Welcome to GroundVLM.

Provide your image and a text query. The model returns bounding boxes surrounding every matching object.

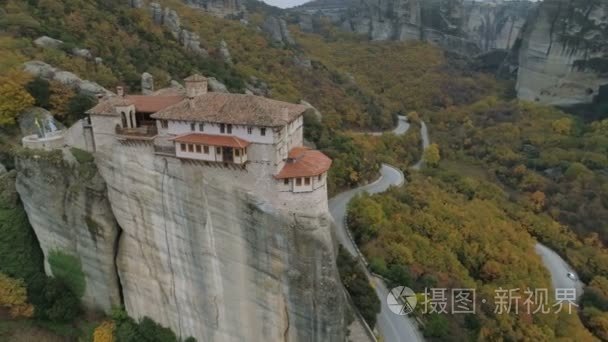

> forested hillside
[0,0,607,340]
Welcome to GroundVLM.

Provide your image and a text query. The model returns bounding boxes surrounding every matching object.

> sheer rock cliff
[13,142,344,341]
[516,0,608,106]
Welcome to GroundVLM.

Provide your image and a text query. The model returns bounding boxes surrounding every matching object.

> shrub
[0,272,34,318]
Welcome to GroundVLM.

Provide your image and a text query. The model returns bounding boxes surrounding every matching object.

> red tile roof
[275,147,332,179]
[172,133,251,148]
[87,95,184,115]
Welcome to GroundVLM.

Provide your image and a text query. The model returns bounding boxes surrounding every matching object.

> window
[304,177,311,186]
[247,127,252,134]
[190,123,195,131]
[235,149,240,157]
[283,179,289,185]
[318,174,322,181]
[216,147,221,154]
[180,143,186,151]
[203,145,209,154]
[220,124,225,133]
[227,124,232,134]
[188,144,194,152]
[296,178,302,186]
[199,123,204,131]
[195,145,201,153]
[260,127,266,136]
[160,120,168,129]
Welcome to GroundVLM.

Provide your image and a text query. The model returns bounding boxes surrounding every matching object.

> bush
[28,276,80,322]
[112,308,195,342]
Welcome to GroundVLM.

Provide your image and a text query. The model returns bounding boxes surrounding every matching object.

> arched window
[129,110,135,128]
[121,112,127,127]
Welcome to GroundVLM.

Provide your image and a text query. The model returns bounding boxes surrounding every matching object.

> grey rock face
[207,77,229,93]
[219,40,233,64]
[262,16,295,46]
[141,72,155,95]
[128,0,145,8]
[23,61,112,96]
[180,30,209,56]
[150,2,163,24]
[34,36,64,49]
[163,8,182,39]
[91,144,344,341]
[516,0,608,106]
[15,149,121,313]
[293,0,533,55]
[0,163,6,175]
[183,0,245,17]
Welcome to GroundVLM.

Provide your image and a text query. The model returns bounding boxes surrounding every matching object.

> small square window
[318,174,322,181]
[227,124,232,134]
[247,127,252,134]
[304,177,311,185]
[188,144,194,152]
[283,179,289,185]
[296,178,302,186]
[260,127,266,136]
[160,120,168,128]
[195,145,201,153]
[199,123,204,131]
[180,143,186,151]
[203,145,209,154]
[216,147,221,154]
[220,124,225,133]
[190,123,195,131]
[235,149,240,157]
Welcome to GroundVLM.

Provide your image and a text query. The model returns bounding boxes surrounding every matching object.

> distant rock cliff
[516,0,608,106]
[294,0,533,55]
[14,142,344,341]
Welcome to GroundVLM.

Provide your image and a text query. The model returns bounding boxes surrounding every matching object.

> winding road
[329,115,424,342]
[329,115,584,342]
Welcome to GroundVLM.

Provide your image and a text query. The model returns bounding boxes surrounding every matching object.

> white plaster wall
[168,121,275,144]
[22,134,65,151]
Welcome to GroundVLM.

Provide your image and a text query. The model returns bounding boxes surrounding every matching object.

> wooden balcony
[115,125,158,141]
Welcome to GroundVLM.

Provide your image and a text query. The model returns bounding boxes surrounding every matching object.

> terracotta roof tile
[275,147,332,179]
[87,95,184,115]
[173,133,251,148]
[151,93,308,127]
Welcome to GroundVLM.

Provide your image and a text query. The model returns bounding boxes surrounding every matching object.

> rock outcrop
[141,72,155,95]
[262,16,295,46]
[183,0,245,18]
[23,61,112,96]
[14,148,121,313]
[516,0,608,106]
[293,0,533,55]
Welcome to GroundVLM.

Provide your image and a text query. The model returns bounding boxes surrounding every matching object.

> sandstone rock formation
[14,133,345,341]
[23,61,112,96]
[516,0,608,106]
[14,148,121,313]
[92,143,343,341]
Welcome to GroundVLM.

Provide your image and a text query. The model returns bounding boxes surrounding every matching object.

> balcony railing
[115,125,158,140]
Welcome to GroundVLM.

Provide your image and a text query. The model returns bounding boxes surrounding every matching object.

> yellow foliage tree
[0,272,34,318]
[0,71,34,126]
[552,118,573,135]
[93,320,116,342]
[530,191,546,212]
[424,143,441,167]
[49,81,76,119]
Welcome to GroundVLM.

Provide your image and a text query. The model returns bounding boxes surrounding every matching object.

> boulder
[72,48,93,59]
[293,54,312,69]
[23,61,112,96]
[128,0,145,8]
[34,36,64,49]
[141,72,155,95]
[149,2,163,25]
[163,7,182,39]
[208,77,229,93]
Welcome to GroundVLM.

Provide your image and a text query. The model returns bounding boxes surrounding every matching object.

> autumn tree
[0,272,34,318]
[0,71,34,126]
[424,143,441,167]
[93,321,116,342]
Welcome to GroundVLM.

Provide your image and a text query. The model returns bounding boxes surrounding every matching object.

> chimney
[184,74,208,99]
[116,86,124,97]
